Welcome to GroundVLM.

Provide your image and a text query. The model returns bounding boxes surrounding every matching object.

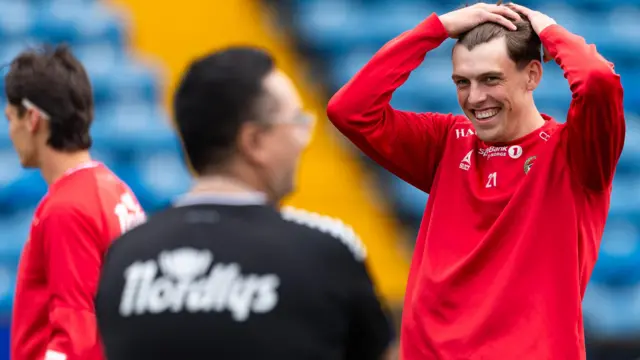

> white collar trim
[173,192,267,207]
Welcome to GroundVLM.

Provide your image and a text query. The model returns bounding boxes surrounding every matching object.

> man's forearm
[327,13,448,124]
[540,25,618,99]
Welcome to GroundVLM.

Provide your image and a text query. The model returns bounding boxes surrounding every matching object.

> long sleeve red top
[327,14,625,360]
[11,162,145,360]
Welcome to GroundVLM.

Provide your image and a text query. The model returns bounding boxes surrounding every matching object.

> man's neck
[511,105,546,141]
[40,150,93,185]
[189,175,264,197]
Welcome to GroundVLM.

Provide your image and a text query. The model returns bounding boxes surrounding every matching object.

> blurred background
[0,0,637,358]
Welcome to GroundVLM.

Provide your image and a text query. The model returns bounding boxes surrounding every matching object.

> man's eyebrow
[479,71,505,78]
[451,71,505,80]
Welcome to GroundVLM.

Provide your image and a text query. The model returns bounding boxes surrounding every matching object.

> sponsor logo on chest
[478,145,523,159]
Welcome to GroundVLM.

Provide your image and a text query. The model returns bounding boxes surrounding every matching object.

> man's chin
[475,128,505,143]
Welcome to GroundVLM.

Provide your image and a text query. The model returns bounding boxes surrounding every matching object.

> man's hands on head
[505,3,556,35]
[506,3,557,62]
[438,2,558,62]
[438,3,520,38]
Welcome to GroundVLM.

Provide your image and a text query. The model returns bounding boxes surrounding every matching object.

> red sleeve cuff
[413,13,449,42]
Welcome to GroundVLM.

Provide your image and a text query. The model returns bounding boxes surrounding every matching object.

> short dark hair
[4,44,94,151]
[173,46,275,174]
[456,12,541,69]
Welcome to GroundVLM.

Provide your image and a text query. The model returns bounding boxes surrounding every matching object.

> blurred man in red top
[328,2,624,360]
[5,45,146,360]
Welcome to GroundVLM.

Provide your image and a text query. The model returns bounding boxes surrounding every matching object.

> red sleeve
[540,25,625,191]
[326,13,458,193]
[41,205,103,360]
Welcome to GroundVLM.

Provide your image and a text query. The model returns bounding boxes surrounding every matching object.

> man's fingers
[482,4,521,21]
[505,3,531,16]
[495,5,522,22]
[483,4,520,21]
[486,12,518,30]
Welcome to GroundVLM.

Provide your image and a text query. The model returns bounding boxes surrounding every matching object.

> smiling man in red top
[327,2,625,359]
[5,46,146,360]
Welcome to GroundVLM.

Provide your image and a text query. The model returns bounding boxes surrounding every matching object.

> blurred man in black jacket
[96,46,395,360]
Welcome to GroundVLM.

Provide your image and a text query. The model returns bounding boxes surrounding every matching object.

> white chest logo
[459,150,473,171]
[119,248,280,322]
[455,128,475,139]
[478,145,523,159]
[508,145,523,159]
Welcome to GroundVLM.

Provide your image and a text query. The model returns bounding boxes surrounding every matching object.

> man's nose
[467,84,488,106]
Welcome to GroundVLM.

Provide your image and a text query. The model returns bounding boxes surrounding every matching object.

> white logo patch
[478,146,509,159]
[119,248,280,322]
[459,150,473,171]
[508,145,523,159]
[539,131,550,142]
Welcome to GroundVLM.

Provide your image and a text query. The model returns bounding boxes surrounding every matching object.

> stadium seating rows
[289,0,640,338]
[0,0,193,313]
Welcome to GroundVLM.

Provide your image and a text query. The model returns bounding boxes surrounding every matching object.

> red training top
[327,13,625,360]
[11,162,146,360]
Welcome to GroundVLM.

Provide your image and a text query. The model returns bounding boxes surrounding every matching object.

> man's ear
[525,60,543,91]
[25,108,44,134]
[237,121,271,166]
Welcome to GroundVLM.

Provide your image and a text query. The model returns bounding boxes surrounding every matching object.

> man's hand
[438,3,521,38]
[506,3,556,62]
[505,3,556,34]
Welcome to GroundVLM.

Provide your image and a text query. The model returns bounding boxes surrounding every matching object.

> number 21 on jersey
[486,172,497,188]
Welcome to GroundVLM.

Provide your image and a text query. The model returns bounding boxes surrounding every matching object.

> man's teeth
[475,109,499,119]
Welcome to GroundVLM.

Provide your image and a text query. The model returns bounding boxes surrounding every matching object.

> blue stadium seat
[32,2,126,47]
[621,72,640,111]
[0,171,47,212]
[75,43,128,76]
[617,116,640,171]
[389,176,428,222]
[0,209,34,256]
[0,120,9,149]
[583,283,640,339]
[0,0,97,3]
[0,2,125,46]
[115,152,192,214]
[91,103,178,151]
[0,256,18,315]
[0,41,32,67]
[591,216,640,286]
[89,61,160,106]
[0,4,34,41]
[0,149,24,190]
[90,146,121,170]
[133,151,192,201]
